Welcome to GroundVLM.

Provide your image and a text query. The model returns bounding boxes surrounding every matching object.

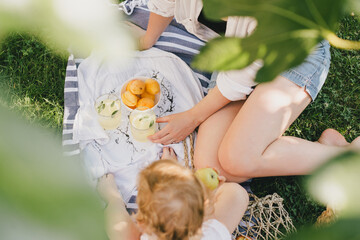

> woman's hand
[148,87,231,145]
[148,110,200,145]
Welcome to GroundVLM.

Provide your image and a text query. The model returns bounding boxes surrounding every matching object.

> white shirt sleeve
[140,234,148,240]
[147,0,176,17]
[140,219,231,240]
[216,16,262,101]
[216,60,263,101]
[226,16,257,38]
[201,219,232,240]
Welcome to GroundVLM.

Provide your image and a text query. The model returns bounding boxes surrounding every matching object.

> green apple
[195,168,219,190]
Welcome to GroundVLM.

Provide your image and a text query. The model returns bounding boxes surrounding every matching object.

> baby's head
[136,159,204,240]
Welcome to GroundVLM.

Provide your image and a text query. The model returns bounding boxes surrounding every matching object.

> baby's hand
[161,147,177,161]
[218,175,226,185]
[96,174,122,204]
[195,168,226,191]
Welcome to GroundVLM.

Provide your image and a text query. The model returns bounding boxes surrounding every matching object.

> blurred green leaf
[0,0,135,61]
[0,106,106,240]
[193,0,360,83]
[307,151,360,218]
[284,217,360,240]
[348,0,360,14]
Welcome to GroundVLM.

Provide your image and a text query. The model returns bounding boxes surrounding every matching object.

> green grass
[0,14,359,229]
[0,33,67,135]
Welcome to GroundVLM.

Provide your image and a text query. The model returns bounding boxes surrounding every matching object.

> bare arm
[188,86,231,123]
[97,174,141,240]
[149,86,231,144]
[139,12,173,50]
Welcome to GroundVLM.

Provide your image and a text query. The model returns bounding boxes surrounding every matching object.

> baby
[97,147,249,240]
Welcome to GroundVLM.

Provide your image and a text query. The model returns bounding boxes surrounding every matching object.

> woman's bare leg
[194,101,249,182]
[218,76,349,178]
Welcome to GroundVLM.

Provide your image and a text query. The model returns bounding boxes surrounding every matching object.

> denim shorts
[208,40,331,101]
[280,40,331,101]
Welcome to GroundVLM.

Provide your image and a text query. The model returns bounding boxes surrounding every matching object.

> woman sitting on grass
[140,0,360,182]
[97,147,249,240]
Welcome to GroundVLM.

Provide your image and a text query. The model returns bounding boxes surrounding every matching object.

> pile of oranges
[121,78,160,109]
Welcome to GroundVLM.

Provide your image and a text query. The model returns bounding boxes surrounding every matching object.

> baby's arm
[139,12,173,50]
[210,182,249,233]
[97,174,141,240]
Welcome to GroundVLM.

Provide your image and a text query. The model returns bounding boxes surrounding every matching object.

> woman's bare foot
[318,129,360,152]
[318,129,349,147]
[161,147,177,161]
[96,173,122,204]
[350,136,360,149]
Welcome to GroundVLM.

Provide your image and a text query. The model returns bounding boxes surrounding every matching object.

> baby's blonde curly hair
[136,159,205,240]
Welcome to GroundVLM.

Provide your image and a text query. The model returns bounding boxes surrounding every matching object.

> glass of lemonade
[95,94,121,130]
[129,107,157,142]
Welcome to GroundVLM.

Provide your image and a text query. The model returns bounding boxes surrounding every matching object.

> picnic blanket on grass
[62,2,215,212]
[62,1,255,238]
[74,48,204,206]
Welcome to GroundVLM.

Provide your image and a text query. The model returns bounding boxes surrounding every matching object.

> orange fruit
[145,78,160,95]
[121,91,139,108]
[128,79,145,95]
[140,91,155,101]
[126,80,134,92]
[136,97,155,109]
[236,236,252,240]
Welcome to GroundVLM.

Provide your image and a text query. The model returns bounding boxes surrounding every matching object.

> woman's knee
[193,146,220,170]
[218,140,260,177]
